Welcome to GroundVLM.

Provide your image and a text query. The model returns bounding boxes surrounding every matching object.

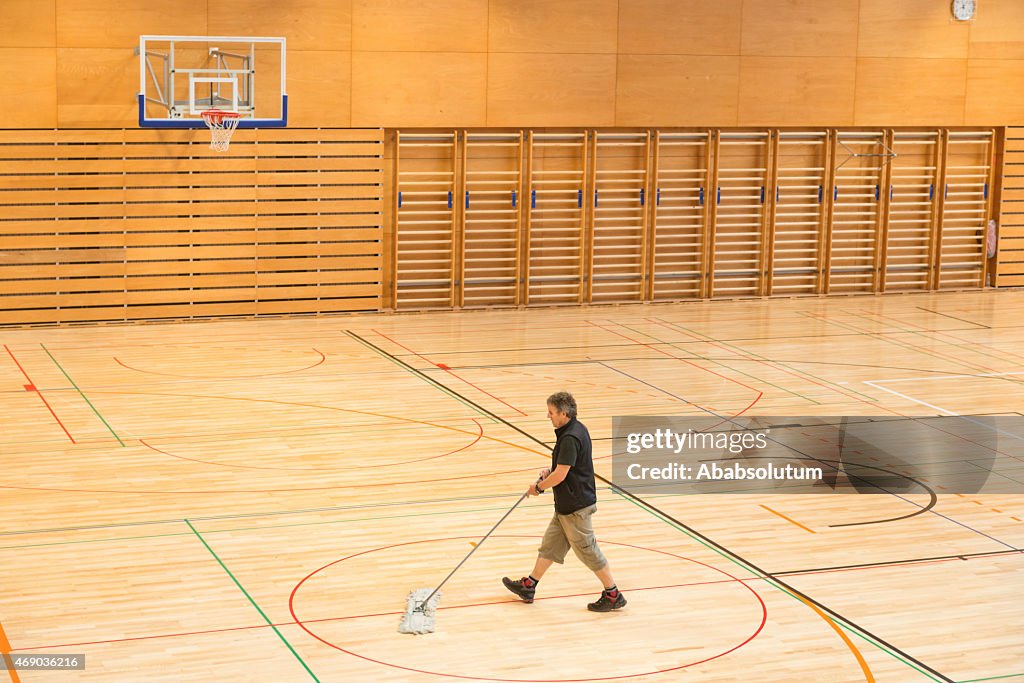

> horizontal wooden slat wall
[997,127,1024,287]
[0,128,384,324]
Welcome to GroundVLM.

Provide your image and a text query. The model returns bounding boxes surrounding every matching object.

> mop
[399,489,532,634]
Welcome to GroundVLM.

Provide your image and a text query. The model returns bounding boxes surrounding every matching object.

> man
[502,391,626,612]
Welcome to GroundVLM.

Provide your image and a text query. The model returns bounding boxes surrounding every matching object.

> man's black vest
[550,417,597,515]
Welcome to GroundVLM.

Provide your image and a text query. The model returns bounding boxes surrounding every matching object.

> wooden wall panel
[351,52,486,127]
[287,50,352,127]
[858,0,970,59]
[969,2,1024,59]
[56,48,138,128]
[966,60,1024,126]
[616,56,739,127]
[617,0,742,55]
[352,0,486,52]
[738,57,856,127]
[489,0,618,54]
[208,0,352,51]
[55,0,207,48]
[0,49,57,128]
[0,1,56,47]
[1,1,1022,130]
[488,54,616,127]
[855,59,967,126]
[741,0,859,57]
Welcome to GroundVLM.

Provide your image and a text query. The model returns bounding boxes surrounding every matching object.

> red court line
[804,311,999,374]
[113,348,326,379]
[18,546,1013,655]
[862,310,1024,365]
[138,417,483,472]
[3,345,75,444]
[11,578,752,652]
[288,535,769,682]
[587,321,764,395]
[648,318,864,402]
[372,330,528,417]
[585,320,764,427]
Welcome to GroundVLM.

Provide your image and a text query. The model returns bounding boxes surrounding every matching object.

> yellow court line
[760,504,816,534]
[0,618,21,683]
[793,592,876,683]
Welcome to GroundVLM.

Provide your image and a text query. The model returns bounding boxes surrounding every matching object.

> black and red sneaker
[587,588,626,612]
[502,576,536,603]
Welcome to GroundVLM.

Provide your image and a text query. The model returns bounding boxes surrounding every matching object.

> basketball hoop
[200,109,242,152]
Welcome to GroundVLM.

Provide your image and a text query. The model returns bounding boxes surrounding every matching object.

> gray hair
[546,391,577,419]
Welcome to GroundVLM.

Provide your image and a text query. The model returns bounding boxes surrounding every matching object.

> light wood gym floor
[1,289,1022,682]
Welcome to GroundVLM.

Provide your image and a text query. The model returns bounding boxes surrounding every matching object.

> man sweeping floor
[502,391,626,612]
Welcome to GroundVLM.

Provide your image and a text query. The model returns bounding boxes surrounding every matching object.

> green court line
[0,488,564,538]
[796,312,993,377]
[0,498,560,552]
[653,318,879,402]
[184,519,320,682]
[349,326,946,681]
[616,322,820,405]
[845,311,1023,371]
[40,343,124,447]
[612,488,949,683]
[958,674,1024,683]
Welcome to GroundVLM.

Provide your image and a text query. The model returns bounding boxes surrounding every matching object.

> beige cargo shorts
[537,504,607,571]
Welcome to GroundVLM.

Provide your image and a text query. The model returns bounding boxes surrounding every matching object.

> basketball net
[200,109,242,152]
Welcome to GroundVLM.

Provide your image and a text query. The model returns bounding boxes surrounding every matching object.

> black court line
[383,328,997,359]
[773,547,1024,577]
[418,355,1006,379]
[916,307,990,329]
[346,329,955,683]
[600,361,1019,549]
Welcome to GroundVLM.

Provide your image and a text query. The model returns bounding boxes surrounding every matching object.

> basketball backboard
[137,35,287,129]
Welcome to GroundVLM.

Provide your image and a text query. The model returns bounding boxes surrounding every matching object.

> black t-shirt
[550,418,597,514]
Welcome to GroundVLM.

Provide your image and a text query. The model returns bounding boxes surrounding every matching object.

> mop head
[398,588,442,635]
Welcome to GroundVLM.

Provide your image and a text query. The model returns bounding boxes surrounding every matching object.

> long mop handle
[416,490,530,611]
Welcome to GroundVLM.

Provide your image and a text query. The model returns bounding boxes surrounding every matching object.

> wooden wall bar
[393,126,1001,312]
[0,128,384,324]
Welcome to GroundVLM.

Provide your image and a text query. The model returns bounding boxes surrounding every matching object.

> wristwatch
[534,483,544,495]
